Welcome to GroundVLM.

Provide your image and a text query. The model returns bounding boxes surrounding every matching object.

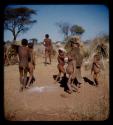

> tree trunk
[13,33,17,42]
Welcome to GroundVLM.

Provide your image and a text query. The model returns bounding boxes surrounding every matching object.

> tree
[70,25,85,36]
[4,7,37,41]
[56,22,70,40]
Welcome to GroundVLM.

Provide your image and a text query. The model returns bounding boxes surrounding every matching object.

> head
[28,42,34,49]
[45,34,49,38]
[58,49,63,54]
[58,48,65,54]
[21,39,28,46]
[94,54,101,61]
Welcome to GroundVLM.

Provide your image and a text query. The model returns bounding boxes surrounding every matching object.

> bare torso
[18,46,29,69]
[43,38,52,51]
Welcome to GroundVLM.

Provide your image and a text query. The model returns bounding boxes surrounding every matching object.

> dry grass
[4,56,109,121]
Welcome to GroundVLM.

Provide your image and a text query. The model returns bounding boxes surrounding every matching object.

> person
[43,34,53,65]
[55,48,66,83]
[4,42,10,66]
[26,42,36,88]
[18,39,29,91]
[68,37,84,88]
[66,38,83,94]
[91,54,101,86]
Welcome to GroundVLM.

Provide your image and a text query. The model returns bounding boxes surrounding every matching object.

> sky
[4,4,109,42]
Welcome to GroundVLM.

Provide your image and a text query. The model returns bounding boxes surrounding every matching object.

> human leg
[67,75,73,94]
[19,67,24,91]
[26,65,33,88]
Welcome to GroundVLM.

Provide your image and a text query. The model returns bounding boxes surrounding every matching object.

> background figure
[43,34,53,65]
[91,54,101,86]
[26,42,36,88]
[4,42,10,66]
[18,39,29,91]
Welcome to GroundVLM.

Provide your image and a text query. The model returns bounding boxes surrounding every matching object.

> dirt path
[4,57,109,121]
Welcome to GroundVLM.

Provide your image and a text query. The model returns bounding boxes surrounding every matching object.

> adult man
[18,39,29,91]
[43,34,53,65]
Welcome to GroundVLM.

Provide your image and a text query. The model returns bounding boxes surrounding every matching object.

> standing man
[43,34,53,65]
[18,39,29,91]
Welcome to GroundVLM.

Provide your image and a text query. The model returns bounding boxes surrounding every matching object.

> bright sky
[4,4,109,42]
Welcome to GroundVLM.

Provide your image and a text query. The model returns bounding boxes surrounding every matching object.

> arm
[42,39,46,46]
[67,52,73,61]
[72,60,76,74]
[91,63,94,75]
[33,50,36,69]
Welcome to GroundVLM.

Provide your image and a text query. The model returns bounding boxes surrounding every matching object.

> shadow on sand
[53,75,79,92]
[83,77,95,86]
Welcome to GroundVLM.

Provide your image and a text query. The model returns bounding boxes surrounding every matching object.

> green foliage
[70,25,85,36]
[4,7,37,41]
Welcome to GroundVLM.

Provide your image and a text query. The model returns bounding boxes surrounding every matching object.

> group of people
[4,34,102,93]
[55,37,102,94]
[17,39,36,91]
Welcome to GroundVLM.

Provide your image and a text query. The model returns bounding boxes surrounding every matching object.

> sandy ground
[4,57,109,121]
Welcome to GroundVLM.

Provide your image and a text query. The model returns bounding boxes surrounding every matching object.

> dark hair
[28,42,34,49]
[21,39,28,46]
[45,34,49,38]
[58,49,62,53]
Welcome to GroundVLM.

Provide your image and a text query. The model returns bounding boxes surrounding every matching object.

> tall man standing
[43,34,53,65]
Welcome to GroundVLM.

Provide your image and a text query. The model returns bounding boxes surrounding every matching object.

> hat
[58,47,66,52]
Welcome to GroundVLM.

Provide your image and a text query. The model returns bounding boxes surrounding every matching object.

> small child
[91,54,101,86]
[55,48,66,83]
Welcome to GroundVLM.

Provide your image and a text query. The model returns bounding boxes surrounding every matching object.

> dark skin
[66,51,78,94]
[65,41,83,94]
[91,55,101,86]
[18,45,29,91]
[55,50,66,83]
[4,44,10,65]
[43,37,52,65]
[26,46,36,88]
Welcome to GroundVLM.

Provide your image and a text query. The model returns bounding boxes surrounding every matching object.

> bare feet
[25,85,30,89]
[66,90,72,94]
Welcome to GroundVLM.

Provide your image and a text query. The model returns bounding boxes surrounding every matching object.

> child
[55,48,66,83]
[91,54,101,86]
[26,42,36,88]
